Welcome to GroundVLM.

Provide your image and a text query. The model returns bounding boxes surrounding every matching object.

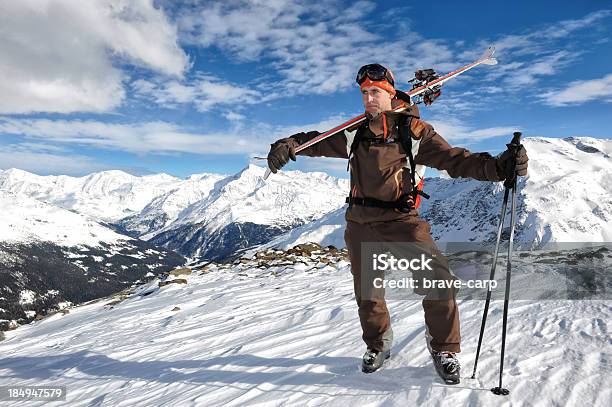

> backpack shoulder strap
[346,122,367,171]
[398,115,430,202]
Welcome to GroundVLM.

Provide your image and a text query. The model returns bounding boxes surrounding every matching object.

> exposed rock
[170,267,192,276]
[105,293,130,307]
[159,279,188,287]
[171,306,181,311]
[295,242,322,254]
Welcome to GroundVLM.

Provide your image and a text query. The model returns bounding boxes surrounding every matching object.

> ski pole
[470,187,509,379]
[491,131,522,396]
[470,132,522,395]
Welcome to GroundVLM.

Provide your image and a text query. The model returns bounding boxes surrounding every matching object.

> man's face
[361,86,393,115]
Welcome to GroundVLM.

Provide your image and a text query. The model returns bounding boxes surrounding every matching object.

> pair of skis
[261,46,498,179]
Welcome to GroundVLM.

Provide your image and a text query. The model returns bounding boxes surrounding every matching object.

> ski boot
[431,351,461,384]
[362,348,390,373]
[362,328,393,373]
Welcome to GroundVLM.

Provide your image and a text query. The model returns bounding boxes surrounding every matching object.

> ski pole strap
[345,192,427,213]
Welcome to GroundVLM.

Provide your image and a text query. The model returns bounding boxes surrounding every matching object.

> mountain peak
[239,163,267,177]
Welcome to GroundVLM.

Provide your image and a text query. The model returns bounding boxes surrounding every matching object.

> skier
[266,63,528,384]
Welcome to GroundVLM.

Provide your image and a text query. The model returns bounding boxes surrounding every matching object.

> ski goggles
[356,64,395,87]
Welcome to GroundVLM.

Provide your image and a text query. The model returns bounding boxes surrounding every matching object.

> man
[266,63,528,384]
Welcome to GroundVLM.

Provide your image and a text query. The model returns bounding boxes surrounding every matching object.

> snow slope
[254,206,347,253]
[0,191,184,330]
[0,191,127,247]
[0,257,608,406]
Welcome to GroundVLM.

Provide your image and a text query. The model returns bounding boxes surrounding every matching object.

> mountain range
[1,136,610,329]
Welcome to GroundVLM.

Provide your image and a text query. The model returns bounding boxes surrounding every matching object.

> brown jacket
[291,105,503,224]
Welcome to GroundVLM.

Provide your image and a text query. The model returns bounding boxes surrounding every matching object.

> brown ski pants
[344,217,461,353]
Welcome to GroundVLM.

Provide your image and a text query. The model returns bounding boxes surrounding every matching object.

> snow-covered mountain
[0,191,126,247]
[421,137,612,246]
[265,137,612,250]
[2,136,609,262]
[118,173,226,236]
[0,168,221,222]
[0,166,348,261]
[0,245,608,406]
[0,191,185,330]
[148,164,349,261]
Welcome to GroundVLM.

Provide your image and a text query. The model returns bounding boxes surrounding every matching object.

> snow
[149,164,349,239]
[516,137,612,244]
[123,172,226,236]
[23,310,36,318]
[0,261,608,406]
[0,168,214,222]
[252,206,348,254]
[0,192,128,247]
[18,290,36,305]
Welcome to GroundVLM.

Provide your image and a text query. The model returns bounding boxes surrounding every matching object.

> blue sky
[0,1,610,179]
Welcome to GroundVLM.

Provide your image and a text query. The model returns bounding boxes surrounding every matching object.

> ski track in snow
[0,263,609,406]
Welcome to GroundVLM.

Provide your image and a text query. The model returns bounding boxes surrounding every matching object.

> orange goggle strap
[359,77,396,96]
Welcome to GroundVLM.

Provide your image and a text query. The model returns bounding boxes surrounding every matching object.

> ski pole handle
[503,132,522,189]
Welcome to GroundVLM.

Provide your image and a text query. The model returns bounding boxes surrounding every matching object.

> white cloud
[161,3,610,118]
[0,113,356,163]
[172,0,455,97]
[132,76,262,111]
[503,51,578,88]
[466,10,612,93]
[294,156,350,177]
[483,9,611,56]
[0,145,110,175]
[0,113,522,177]
[541,73,612,107]
[224,112,246,121]
[0,0,188,114]
[0,118,262,155]
[428,119,519,143]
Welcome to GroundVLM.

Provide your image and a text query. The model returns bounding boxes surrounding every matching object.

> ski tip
[482,57,498,66]
[480,46,496,61]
